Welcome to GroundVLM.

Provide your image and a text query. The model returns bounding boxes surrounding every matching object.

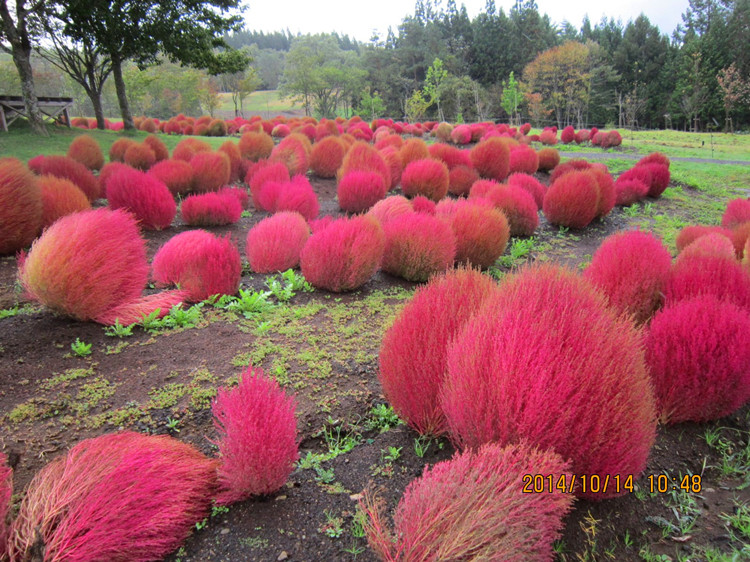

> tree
[355,87,386,120]
[214,48,256,117]
[405,89,430,122]
[57,0,244,129]
[0,0,50,134]
[424,57,448,120]
[717,62,750,131]
[501,71,522,124]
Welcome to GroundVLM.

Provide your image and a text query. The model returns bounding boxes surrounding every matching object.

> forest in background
[1,0,749,131]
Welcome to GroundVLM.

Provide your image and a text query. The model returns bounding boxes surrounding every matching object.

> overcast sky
[243,0,689,43]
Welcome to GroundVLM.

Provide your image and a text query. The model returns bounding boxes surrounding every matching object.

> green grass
[217,89,298,115]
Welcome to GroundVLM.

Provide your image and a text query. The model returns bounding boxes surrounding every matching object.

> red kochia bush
[679,233,736,261]
[382,212,456,282]
[191,151,231,193]
[507,173,546,209]
[109,137,137,162]
[300,215,385,292]
[471,137,511,181]
[339,141,390,187]
[19,208,185,324]
[536,147,560,172]
[0,157,42,254]
[275,175,320,220]
[636,163,670,197]
[445,203,510,269]
[310,136,347,178]
[548,159,592,184]
[539,129,557,145]
[270,136,309,176]
[400,158,450,202]
[218,141,242,183]
[379,268,498,435]
[675,225,733,253]
[38,175,91,229]
[0,452,12,555]
[428,142,471,170]
[143,134,169,162]
[560,125,575,144]
[106,166,176,230]
[509,145,539,175]
[399,138,430,167]
[587,167,616,218]
[411,195,436,215]
[450,124,472,145]
[152,230,241,302]
[543,171,600,229]
[7,431,217,562]
[722,198,750,229]
[584,230,672,324]
[148,159,195,196]
[615,178,649,206]
[361,442,573,562]
[247,160,290,211]
[172,137,212,162]
[664,251,750,310]
[212,368,298,504]
[124,142,157,171]
[247,211,310,273]
[441,265,657,499]
[28,154,101,201]
[638,152,670,168]
[645,295,750,423]
[338,170,387,213]
[181,190,242,226]
[448,165,479,196]
[67,134,104,170]
[479,183,539,237]
[367,195,414,226]
[238,131,274,162]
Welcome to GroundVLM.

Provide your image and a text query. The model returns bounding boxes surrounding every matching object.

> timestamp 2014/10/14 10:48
[522,473,703,495]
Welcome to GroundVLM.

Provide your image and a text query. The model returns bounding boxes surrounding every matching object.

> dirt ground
[1,168,749,562]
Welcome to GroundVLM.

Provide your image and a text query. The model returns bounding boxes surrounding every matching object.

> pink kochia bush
[212,368,299,504]
[106,166,176,230]
[645,295,750,423]
[152,230,241,302]
[0,157,42,254]
[400,158,450,202]
[247,160,290,211]
[543,171,600,229]
[379,268,498,435]
[275,175,320,220]
[664,251,750,311]
[300,215,385,292]
[19,208,185,325]
[367,195,414,226]
[338,170,387,213]
[382,212,456,282]
[6,432,217,562]
[247,212,311,273]
[181,190,242,226]
[584,230,672,324]
[470,137,511,181]
[722,198,750,229]
[441,265,657,500]
[28,154,101,201]
[360,442,574,562]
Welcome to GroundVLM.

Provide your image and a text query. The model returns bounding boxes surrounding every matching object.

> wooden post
[0,105,7,132]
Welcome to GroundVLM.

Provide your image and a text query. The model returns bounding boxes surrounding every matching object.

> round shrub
[0,157,42,254]
[543,171,599,229]
[448,165,479,197]
[18,208,184,324]
[411,195,436,215]
[536,147,560,172]
[212,368,299,504]
[427,143,471,170]
[181,190,242,226]
[109,137,137,162]
[441,265,657,499]
[270,136,308,176]
[367,195,413,226]
[548,159,592,183]
[637,163,670,197]
[207,118,227,137]
[338,170,387,213]
[507,173,545,209]
[675,225,733,254]
[123,142,157,171]
[218,140,242,183]
[247,160,290,211]
[470,137,511,181]
[310,136,346,178]
[482,183,539,237]
[274,175,320,221]
[148,159,195,196]
[191,151,231,193]
[732,222,750,259]
[361,442,573,562]
[339,141,390,187]
[379,267,498,435]
[399,138,430,167]
[450,124,472,145]
[238,131,274,162]
[664,251,750,310]
[587,167,616,218]
[382,212,456,282]
[152,230,241,302]
[143,134,169,162]
[247,211,310,273]
[38,175,91,229]
[509,145,539,175]
[584,230,672,324]
[442,201,510,269]
[172,137,212,162]
[400,158,449,202]
[722,198,750,229]
[271,123,290,138]
[539,129,557,145]
[374,133,403,151]
[300,215,385,292]
[680,232,737,261]
[28,154,101,201]
[378,146,402,190]
[98,162,132,197]
[7,431,216,562]
[106,166,176,230]
[645,295,750,423]
[638,152,670,168]
[67,134,104,171]
[614,178,649,206]
[560,125,575,144]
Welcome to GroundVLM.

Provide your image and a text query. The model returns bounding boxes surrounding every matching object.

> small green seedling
[71,338,92,357]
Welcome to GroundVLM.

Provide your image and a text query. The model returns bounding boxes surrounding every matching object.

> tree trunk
[12,45,48,136]
[88,89,105,129]
[111,56,135,130]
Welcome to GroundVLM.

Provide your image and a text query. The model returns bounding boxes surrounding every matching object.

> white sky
[243,0,689,43]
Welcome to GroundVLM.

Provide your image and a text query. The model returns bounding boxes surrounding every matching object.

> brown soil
[1,171,749,562]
